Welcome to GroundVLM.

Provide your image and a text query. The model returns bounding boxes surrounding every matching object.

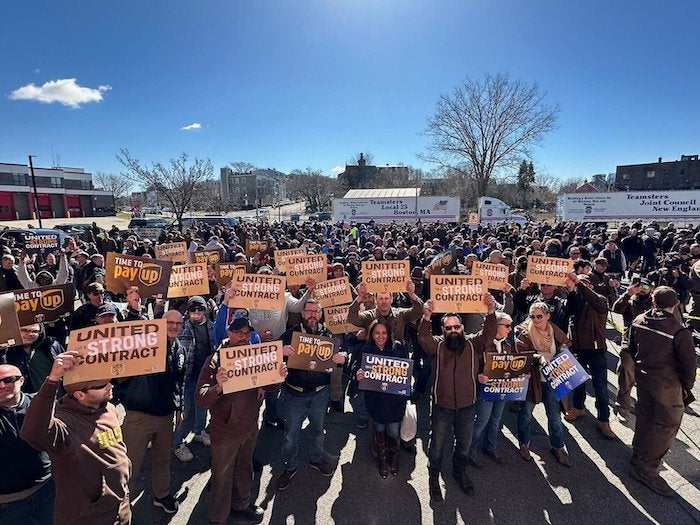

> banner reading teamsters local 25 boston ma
[332,196,460,223]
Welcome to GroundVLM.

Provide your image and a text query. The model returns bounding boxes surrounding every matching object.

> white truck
[555,190,700,225]
[476,196,528,226]
[332,196,460,223]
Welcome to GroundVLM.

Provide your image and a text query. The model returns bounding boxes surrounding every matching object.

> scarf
[526,319,555,360]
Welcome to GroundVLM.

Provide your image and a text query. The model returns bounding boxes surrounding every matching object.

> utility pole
[28,155,43,228]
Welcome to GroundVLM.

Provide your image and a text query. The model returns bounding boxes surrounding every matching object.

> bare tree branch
[287,168,347,212]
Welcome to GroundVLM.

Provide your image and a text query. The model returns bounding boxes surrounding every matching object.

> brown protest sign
[471,261,509,290]
[0,292,22,346]
[323,305,361,335]
[63,319,167,385]
[312,277,353,308]
[288,331,339,373]
[274,247,306,274]
[483,352,535,379]
[192,249,224,265]
[23,233,60,254]
[167,263,209,298]
[155,241,189,263]
[105,252,172,297]
[468,212,479,224]
[285,254,327,286]
[245,239,269,257]
[14,284,74,325]
[361,260,410,293]
[228,274,286,311]
[215,263,247,286]
[430,275,487,313]
[526,256,574,286]
[219,341,284,394]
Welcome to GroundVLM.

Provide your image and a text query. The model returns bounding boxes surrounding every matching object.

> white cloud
[181,122,202,131]
[9,78,110,108]
[331,165,344,174]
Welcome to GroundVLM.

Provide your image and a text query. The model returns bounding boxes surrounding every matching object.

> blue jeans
[263,391,279,423]
[0,479,55,525]
[572,350,610,422]
[470,391,506,452]
[350,390,369,421]
[374,421,401,438]
[173,379,207,446]
[428,403,475,472]
[517,382,564,448]
[281,386,330,471]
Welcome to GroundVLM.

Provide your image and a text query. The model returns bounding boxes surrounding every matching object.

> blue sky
[2,1,699,186]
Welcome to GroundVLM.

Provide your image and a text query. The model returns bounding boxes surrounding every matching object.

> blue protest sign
[480,376,529,401]
[359,354,413,397]
[542,348,591,401]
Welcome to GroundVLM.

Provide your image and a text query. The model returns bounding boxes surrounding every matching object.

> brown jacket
[567,282,608,351]
[347,295,423,344]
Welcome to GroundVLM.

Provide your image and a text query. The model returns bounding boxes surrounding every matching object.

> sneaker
[355,418,368,429]
[153,494,179,514]
[277,469,297,491]
[194,430,211,446]
[630,469,674,498]
[229,504,264,523]
[310,460,334,476]
[174,443,194,462]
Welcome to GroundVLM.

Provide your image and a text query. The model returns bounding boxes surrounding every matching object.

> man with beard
[418,294,497,501]
[21,351,131,524]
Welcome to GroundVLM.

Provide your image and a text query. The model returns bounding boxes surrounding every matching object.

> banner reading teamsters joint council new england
[429,275,487,313]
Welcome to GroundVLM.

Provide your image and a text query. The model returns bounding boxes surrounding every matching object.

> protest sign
[359,354,413,397]
[14,284,74,325]
[323,305,361,335]
[361,260,410,293]
[155,241,189,263]
[219,341,285,394]
[215,263,247,286]
[23,233,60,254]
[430,275,487,313]
[228,274,286,311]
[479,376,529,401]
[245,239,269,257]
[105,252,172,297]
[285,254,327,286]
[192,249,224,265]
[288,331,340,373]
[312,277,353,308]
[63,319,167,385]
[0,292,22,346]
[468,212,479,224]
[274,247,306,274]
[483,352,534,379]
[167,263,209,298]
[542,347,591,401]
[471,261,509,290]
[427,246,457,275]
[526,256,574,286]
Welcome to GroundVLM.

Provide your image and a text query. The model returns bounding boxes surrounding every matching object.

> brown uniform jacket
[567,282,608,351]
[347,295,423,344]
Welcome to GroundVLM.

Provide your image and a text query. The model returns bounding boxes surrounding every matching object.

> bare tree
[228,161,257,174]
[422,73,559,197]
[287,168,346,212]
[117,149,213,227]
[346,151,375,166]
[93,172,133,202]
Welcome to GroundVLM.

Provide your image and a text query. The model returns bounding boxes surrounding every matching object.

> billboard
[333,196,460,223]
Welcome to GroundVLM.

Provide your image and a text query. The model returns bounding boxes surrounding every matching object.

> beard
[445,333,464,351]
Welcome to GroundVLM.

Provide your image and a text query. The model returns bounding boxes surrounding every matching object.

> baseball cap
[96,303,118,317]
[65,379,111,394]
[187,296,207,309]
[228,317,252,332]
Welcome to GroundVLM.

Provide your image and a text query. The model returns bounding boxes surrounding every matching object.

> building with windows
[220,167,287,209]
[338,153,411,189]
[0,162,115,220]
[615,155,700,191]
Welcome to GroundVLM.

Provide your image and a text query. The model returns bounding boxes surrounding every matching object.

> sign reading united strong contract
[23,233,60,254]
[361,260,410,293]
[471,261,509,290]
[542,347,591,401]
[288,331,339,373]
[526,256,574,286]
[359,354,413,397]
[155,241,189,263]
[323,305,361,335]
[312,277,353,308]
[285,254,327,286]
[274,248,306,274]
[245,239,269,257]
[105,252,173,297]
[430,275,487,313]
[480,376,529,401]
[192,249,223,265]
[0,292,22,346]
[215,263,247,286]
[219,341,284,394]
[167,263,209,298]
[228,274,286,311]
[483,352,534,379]
[63,319,167,385]
[14,284,74,325]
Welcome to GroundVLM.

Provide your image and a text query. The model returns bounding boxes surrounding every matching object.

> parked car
[310,211,332,222]
[127,217,172,229]
[178,216,238,228]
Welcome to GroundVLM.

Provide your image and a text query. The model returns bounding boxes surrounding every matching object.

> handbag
[400,401,417,442]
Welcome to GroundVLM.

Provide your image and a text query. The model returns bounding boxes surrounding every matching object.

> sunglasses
[498,324,512,328]
[82,382,110,392]
[188,306,205,312]
[0,375,22,384]
[529,314,545,320]
[443,325,462,331]
[20,328,41,334]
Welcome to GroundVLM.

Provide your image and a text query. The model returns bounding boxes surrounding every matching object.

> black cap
[96,303,118,317]
[187,296,206,308]
[227,317,252,332]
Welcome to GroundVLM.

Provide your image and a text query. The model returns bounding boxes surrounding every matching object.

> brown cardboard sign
[105,252,172,297]
[167,263,209,298]
[285,254,327,286]
[192,249,224,265]
[471,261,509,290]
[245,239,269,257]
[483,352,535,379]
[430,275,487,313]
[323,305,361,335]
[219,341,285,394]
[215,263,247,286]
[63,319,167,385]
[288,331,339,373]
[274,247,306,274]
[228,274,286,311]
[155,241,189,263]
[0,292,22,346]
[312,277,353,308]
[14,284,74,325]
[361,260,410,293]
[525,256,574,286]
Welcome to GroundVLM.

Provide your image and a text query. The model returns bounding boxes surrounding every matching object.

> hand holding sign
[47,350,82,381]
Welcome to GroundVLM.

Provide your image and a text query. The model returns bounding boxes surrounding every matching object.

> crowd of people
[0,215,698,524]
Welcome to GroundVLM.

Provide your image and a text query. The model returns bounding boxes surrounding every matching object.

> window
[51,177,63,188]
[646,170,655,178]
[622,173,630,180]
[81,180,92,190]
[12,173,27,186]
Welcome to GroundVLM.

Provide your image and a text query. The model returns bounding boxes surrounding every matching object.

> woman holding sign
[514,301,572,467]
[354,319,409,478]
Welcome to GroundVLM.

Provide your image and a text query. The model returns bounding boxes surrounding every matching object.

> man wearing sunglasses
[21,351,131,525]
[2,323,64,394]
[71,282,106,330]
[0,364,54,524]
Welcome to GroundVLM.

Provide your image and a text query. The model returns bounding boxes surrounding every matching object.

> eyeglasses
[167,321,183,326]
[82,382,109,391]
[0,375,22,384]
[529,314,545,320]
[188,306,205,312]
[20,328,41,334]
[231,329,251,336]
[443,325,462,331]
[304,309,321,315]
[498,324,512,328]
